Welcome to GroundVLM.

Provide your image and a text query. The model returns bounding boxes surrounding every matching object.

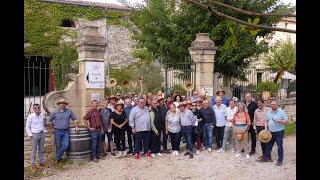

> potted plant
[257,81,277,100]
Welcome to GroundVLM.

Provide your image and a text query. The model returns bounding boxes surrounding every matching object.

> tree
[127,0,295,80]
[265,38,296,83]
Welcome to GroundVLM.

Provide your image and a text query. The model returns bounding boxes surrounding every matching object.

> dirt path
[37,135,296,180]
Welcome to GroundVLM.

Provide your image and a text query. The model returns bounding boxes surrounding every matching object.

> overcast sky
[88,0,296,6]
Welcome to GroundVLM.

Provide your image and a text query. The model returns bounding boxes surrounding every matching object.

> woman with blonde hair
[232,102,251,158]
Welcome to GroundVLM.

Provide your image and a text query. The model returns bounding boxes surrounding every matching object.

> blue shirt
[211,97,230,107]
[212,104,227,127]
[266,108,288,132]
[124,106,134,119]
[48,108,77,129]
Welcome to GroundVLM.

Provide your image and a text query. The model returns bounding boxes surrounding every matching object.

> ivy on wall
[24,0,126,90]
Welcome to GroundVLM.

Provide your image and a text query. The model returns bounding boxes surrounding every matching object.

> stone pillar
[43,26,107,126]
[188,33,217,99]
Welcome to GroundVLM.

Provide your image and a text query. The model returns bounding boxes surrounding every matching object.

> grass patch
[285,122,296,136]
[77,161,86,166]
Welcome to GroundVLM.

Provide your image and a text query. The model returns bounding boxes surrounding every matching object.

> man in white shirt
[26,104,49,172]
[218,99,237,153]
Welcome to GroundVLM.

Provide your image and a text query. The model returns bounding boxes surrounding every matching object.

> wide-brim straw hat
[258,130,272,143]
[56,99,69,105]
[157,96,165,102]
[235,133,243,141]
[114,102,124,109]
[109,95,117,100]
[177,102,186,108]
[216,89,226,95]
[185,100,192,105]
[196,97,203,102]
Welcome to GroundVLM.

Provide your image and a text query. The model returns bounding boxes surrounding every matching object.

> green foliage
[257,81,277,94]
[245,83,258,94]
[25,0,125,90]
[265,38,296,73]
[129,0,295,79]
[285,122,296,135]
[170,84,187,95]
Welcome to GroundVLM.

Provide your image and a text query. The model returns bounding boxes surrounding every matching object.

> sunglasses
[34,107,40,109]
[192,105,196,106]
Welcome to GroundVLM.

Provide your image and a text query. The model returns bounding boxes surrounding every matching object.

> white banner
[85,62,105,88]
[201,87,213,96]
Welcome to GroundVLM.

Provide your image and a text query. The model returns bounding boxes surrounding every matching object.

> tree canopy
[127,0,295,80]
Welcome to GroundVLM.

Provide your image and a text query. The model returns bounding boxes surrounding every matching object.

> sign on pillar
[201,87,213,97]
[85,62,105,88]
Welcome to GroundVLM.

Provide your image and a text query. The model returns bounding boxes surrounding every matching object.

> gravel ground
[38,135,296,180]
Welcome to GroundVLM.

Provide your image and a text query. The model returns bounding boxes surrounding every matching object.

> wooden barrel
[66,127,91,162]
[262,91,271,100]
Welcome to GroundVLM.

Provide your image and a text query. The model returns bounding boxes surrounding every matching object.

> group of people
[26,88,289,172]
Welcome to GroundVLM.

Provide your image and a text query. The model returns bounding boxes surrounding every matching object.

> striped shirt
[129,106,151,132]
[254,107,270,127]
[166,112,181,133]
[48,108,77,129]
[26,113,45,137]
[178,108,195,126]
[83,108,102,130]
[232,112,251,131]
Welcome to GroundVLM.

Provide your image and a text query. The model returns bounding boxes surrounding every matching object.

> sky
[87,0,296,6]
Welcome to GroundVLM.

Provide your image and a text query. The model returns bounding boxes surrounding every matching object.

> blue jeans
[54,129,69,161]
[202,123,213,148]
[181,126,193,154]
[134,131,150,154]
[263,130,284,162]
[91,130,102,159]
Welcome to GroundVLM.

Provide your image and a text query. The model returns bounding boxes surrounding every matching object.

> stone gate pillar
[188,33,217,99]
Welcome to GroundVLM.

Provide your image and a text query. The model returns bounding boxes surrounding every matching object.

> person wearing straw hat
[177,102,196,159]
[83,100,105,163]
[232,102,251,159]
[110,102,128,157]
[257,100,289,166]
[48,98,79,165]
[157,96,169,154]
[253,98,272,161]
[108,95,117,112]
[211,89,230,107]
[196,97,203,110]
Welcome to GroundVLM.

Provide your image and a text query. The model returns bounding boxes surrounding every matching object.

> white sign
[201,87,213,96]
[85,62,104,88]
[91,93,100,102]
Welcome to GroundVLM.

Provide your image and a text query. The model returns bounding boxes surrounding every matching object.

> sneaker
[172,151,176,156]
[201,147,207,151]
[208,148,212,152]
[98,156,105,160]
[231,148,235,153]
[276,161,283,166]
[156,153,163,157]
[39,163,49,168]
[258,155,264,160]
[134,154,139,159]
[184,152,190,156]
[235,154,241,158]
[123,151,127,157]
[217,149,225,153]
[176,151,179,156]
[151,153,156,158]
[118,151,122,157]
[256,158,268,163]
[189,154,193,159]
[31,166,37,172]
[111,152,116,156]
[92,158,99,163]
[196,150,200,155]
[145,152,152,158]
[246,154,250,159]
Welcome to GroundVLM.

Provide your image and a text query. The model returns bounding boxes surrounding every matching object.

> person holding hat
[111,102,128,157]
[157,96,169,154]
[253,98,271,161]
[232,102,251,159]
[83,100,105,162]
[211,89,230,107]
[258,100,289,166]
[48,98,79,165]
[177,102,196,159]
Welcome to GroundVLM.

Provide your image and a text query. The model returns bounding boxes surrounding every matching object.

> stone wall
[264,98,296,123]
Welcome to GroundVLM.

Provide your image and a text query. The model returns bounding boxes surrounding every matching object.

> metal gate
[24,56,53,117]
[162,58,196,96]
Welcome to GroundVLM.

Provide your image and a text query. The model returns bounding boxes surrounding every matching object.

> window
[257,72,262,84]
[285,23,288,29]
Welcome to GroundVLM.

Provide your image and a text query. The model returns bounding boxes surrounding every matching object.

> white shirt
[26,113,45,137]
[225,106,237,127]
